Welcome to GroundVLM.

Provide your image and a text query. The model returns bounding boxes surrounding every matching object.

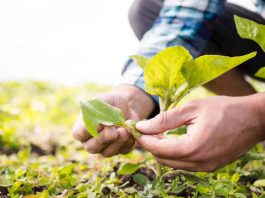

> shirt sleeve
[116,0,226,114]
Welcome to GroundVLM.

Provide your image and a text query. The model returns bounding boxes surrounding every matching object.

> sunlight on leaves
[182,52,257,90]
[142,46,192,98]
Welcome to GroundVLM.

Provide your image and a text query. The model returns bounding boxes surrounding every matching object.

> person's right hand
[72,92,140,157]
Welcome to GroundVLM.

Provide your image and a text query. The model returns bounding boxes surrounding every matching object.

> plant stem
[124,120,141,138]
[171,87,190,108]
[156,95,171,179]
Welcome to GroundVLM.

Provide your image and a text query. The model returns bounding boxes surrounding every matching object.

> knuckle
[117,129,130,143]
[182,100,200,112]
[156,112,168,130]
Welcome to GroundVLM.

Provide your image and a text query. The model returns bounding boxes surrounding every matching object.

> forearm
[112,84,155,120]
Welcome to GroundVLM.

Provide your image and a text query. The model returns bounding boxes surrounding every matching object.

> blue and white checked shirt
[118,0,265,105]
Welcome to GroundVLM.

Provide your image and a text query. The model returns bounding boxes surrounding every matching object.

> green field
[1,81,265,198]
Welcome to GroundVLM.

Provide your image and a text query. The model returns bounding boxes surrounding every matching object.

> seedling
[81,47,256,138]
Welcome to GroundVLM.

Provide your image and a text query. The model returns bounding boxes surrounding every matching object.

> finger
[83,126,118,154]
[155,157,200,172]
[73,116,103,142]
[136,134,195,160]
[72,118,91,142]
[101,128,131,157]
[157,157,219,172]
[136,103,196,135]
[119,137,136,154]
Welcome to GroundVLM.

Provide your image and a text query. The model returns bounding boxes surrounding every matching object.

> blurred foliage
[0,80,265,197]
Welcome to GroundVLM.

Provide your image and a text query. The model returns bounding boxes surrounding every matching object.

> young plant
[81,47,256,138]
[131,46,256,112]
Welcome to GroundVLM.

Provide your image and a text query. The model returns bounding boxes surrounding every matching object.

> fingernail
[136,120,148,130]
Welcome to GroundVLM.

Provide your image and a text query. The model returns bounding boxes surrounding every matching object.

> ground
[1,81,265,198]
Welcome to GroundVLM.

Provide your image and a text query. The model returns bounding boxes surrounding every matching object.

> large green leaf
[235,15,265,52]
[255,67,265,79]
[80,100,126,138]
[130,55,149,70]
[142,46,193,98]
[181,52,256,89]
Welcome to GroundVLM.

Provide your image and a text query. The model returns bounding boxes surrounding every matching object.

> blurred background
[0,0,138,85]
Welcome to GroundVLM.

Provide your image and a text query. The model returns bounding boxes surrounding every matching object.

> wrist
[245,93,265,141]
[112,84,155,119]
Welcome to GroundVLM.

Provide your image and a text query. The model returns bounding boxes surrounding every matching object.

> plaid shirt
[118,0,265,104]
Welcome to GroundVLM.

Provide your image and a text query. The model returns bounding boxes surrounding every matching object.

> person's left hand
[135,95,265,172]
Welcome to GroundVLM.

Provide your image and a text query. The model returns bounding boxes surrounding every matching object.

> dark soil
[0,187,9,198]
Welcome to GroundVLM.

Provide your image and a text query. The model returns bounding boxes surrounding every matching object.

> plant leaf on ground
[117,163,141,175]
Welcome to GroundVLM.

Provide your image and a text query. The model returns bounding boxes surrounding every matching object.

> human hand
[73,92,139,157]
[136,95,265,172]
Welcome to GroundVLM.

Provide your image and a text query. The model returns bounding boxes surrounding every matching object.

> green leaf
[254,179,265,187]
[196,184,209,195]
[231,172,240,184]
[80,100,126,138]
[234,15,265,52]
[0,178,13,187]
[241,152,265,161]
[259,193,265,198]
[142,46,192,98]
[234,193,247,198]
[59,164,74,176]
[255,67,265,79]
[130,55,149,70]
[182,171,208,185]
[132,174,149,186]
[215,187,229,197]
[182,52,256,90]
[117,163,141,175]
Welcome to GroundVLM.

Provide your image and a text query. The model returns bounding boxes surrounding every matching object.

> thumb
[136,105,193,135]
